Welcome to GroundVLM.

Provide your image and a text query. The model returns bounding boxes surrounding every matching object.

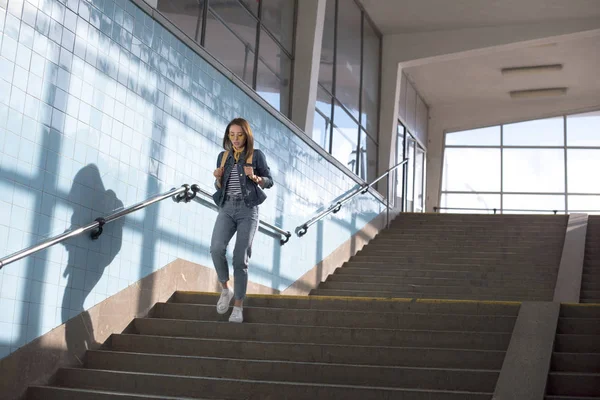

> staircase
[27,292,520,399]
[582,216,600,303]
[312,213,567,301]
[546,304,600,399]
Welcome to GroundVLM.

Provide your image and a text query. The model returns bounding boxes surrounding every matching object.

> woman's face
[229,125,246,150]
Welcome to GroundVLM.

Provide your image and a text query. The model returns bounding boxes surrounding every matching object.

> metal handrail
[295,159,409,237]
[0,182,293,270]
[0,185,195,270]
[433,206,600,214]
[187,184,292,245]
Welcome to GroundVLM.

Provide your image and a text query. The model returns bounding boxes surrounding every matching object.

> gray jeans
[210,196,259,300]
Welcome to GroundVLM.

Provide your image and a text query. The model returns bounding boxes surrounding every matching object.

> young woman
[210,118,273,323]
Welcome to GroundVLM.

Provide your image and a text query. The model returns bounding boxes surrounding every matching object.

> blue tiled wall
[0,0,384,358]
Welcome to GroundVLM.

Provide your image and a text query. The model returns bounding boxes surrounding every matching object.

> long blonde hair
[223,118,254,161]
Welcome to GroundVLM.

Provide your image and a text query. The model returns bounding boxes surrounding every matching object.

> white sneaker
[216,289,233,314]
[229,306,243,323]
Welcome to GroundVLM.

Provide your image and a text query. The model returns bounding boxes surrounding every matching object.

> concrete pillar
[145,0,158,8]
[375,36,402,201]
[492,301,559,400]
[290,0,327,133]
[554,213,588,303]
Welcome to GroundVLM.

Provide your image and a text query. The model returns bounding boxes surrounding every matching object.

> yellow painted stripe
[178,291,521,305]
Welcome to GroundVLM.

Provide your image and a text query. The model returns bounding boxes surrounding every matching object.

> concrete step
[310,288,549,302]
[580,290,600,302]
[27,386,203,399]
[52,368,493,400]
[110,334,506,369]
[377,234,564,241]
[546,372,600,397]
[557,318,600,335]
[581,274,600,285]
[551,353,600,373]
[559,305,600,318]
[133,318,512,350]
[152,303,517,332]
[582,282,600,291]
[362,243,562,251]
[555,335,600,353]
[326,273,555,289]
[84,350,500,392]
[545,397,600,400]
[362,242,562,250]
[581,299,600,304]
[342,260,559,271]
[349,254,560,266]
[172,292,521,316]
[335,266,558,279]
[316,281,554,298]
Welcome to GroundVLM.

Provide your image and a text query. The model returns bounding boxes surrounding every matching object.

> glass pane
[415,146,425,212]
[446,126,500,146]
[361,16,379,135]
[157,0,203,42]
[313,86,332,150]
[405,82,416,133]
[257,29,291,114]
[335,0,361,119]
[416,96,428,143]
[567,149,600,193]
[238,0,259,16]
[256,59,290,114]
[567,111,600,146]
[259,28,291,80]
[208,1,257,51]
[503,194,565,213]
[313,109,330,151]
[503,149,564,193]
[406,137,415,211]
[332,104,358,173]
[440,193,501,213]
[205,10,255,86]
[442,148,501,192]
[398,73,407,122]
[260,0,295,52]
[358,130,377,182]
[568,195,600,214]
[318,0,335,91]
[503,117,564,146]
[396,126,405,206]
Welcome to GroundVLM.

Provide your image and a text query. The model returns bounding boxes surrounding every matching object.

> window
[312,0,381,179]
[502,149,564,193]
[445,126,500,146]
[567,111,600,146]
[442,148,501,192]
[332,102,358,172]
[503,117,564,147]
[157,0,296,117]
[441,110,600,214]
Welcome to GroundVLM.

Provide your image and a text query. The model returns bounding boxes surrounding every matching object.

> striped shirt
[226,164,243,196]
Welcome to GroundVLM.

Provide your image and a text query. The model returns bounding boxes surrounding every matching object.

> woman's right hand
[213,167,224,179]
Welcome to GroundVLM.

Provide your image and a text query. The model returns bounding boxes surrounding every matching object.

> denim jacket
[212,149,274,208]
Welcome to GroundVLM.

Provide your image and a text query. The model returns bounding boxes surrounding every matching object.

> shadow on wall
[61,164,123,357]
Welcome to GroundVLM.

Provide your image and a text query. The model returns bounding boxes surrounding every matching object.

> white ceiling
[403,35,600,107]
[360,0,600,115]
[361,0,600,34]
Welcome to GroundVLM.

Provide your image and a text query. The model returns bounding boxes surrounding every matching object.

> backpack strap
[220,150,229,169]
[245,153,253,165]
